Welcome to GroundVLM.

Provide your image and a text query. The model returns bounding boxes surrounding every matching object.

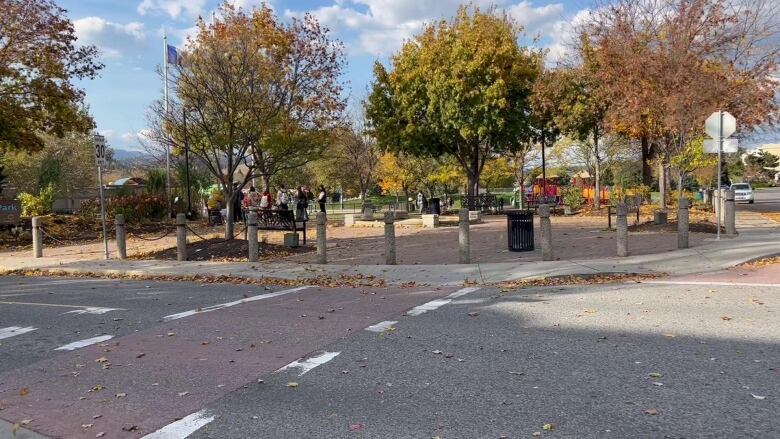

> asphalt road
[737,186,780,212]
[1,273,779,438]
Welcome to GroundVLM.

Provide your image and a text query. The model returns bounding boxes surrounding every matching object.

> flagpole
[163,32,171,207]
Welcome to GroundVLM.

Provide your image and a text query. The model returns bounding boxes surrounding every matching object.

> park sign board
[0,199,21,226]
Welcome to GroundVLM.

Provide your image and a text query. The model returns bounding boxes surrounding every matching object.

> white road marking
[447,286,481,299]
[277,351,341,376]
[645,280,780,288]
[64,307,121,315]
[365,320,398,332]
[405,287,482,316]
[0,326,37,340]
[163,286,311,321]
[0,301,125,311]
[54,335,114,351]
[141,409,215,439]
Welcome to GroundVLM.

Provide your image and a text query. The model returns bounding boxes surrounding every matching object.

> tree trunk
[262,175,271,192]
[658,161,667,208]
[678,171,685,199]
[593,129,601,210]
[225,200,234,240]
[641,137,653,187]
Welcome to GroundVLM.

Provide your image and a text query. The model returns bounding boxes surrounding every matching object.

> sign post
[704,111,737,241]
[93,133,110,260]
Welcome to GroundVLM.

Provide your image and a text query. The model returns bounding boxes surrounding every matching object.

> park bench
[607,196,643,229]
[256,209,307,244]
[464,195,504,213]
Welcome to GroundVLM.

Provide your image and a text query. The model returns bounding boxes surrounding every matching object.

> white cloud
[74,17,147,59]
[544,8,592,64]
[137,0,207,19]
[286,0,578,57]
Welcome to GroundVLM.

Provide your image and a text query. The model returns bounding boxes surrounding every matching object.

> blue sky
[65,0,775,151]
[63,0,594,151]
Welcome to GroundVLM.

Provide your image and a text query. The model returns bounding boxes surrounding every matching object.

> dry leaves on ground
[497,272,664,291]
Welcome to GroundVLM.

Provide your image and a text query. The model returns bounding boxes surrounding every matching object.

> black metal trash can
[429,198,441,215]
[506,210,534,252]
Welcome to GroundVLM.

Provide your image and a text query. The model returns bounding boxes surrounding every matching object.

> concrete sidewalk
[1,228,778,286]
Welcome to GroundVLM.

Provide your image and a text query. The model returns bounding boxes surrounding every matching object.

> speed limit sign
[93,133,107,167]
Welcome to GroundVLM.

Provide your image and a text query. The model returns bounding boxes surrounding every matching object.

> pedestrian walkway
[735,211,779,229]
[2,227,777,286]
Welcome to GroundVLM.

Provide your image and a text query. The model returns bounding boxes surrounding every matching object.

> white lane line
[406,287,482,316]
[54,335,114,351]
[645,280,780,288]
[141,409,215,439]
[447,286,481,299]
[0,326,37,340]
[64,307,121,315]
[365,321,397,332]
[163,286,311,321]
[0,301,126,311]
[277,351,341,376]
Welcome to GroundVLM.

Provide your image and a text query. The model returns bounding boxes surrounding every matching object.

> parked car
[730,183,754,204]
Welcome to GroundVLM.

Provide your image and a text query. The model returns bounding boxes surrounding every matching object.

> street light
[182,107,194,220]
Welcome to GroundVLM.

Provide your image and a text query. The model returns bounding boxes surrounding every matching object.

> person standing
[417,191,424,214]
[318,185,327,213]
[276,185,289,210]
[259,189,273,210]
[233,183,244,223]
[295,186,308,220]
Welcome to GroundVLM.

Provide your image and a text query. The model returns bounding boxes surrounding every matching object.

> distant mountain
[111,148,149,161]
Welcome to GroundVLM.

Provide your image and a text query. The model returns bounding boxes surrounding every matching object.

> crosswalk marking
[406,287,481,316]
[0,326,36,340]
[54,335,114,351]
[163,286,311,321]
[365,321,398,332]
[277,351,341,376]
[141,409,215,439]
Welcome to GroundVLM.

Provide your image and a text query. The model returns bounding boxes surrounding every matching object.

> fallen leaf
[467,312,480,317]
[121,425,138,432]
[644,408,660,415]
[19,387,29,396]
[96,433,106,438]
[20,419,32,425]
[115,393,127,398]
[287,382,299,388]
[721,316,732,321]
[81,423,93,429]
[95,357,108,363]
[349,423,364,432]
[178,391,189,397]
[542,423,554,431]
[136,353,146,359]
[432,350,443,355]
[648,372,663,378]
[167,332,176,336]
[751,394,766,400]
[652,382,664,387]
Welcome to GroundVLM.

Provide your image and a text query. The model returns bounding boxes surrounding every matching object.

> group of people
[229,183,328,223]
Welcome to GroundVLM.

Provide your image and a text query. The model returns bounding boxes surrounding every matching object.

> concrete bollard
[176,213,187,261]
[115,214,127,259]
[616,203,629,257]
[32,216,43,258]
[247,211,258,262]
[724,189,736,235]
[384,212,396,265]
[677,198,690,249]
[316,212,327,264]
[458,208,470,264]
[538,204,553,261]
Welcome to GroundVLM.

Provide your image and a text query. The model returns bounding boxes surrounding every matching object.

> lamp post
[182,107,193,220]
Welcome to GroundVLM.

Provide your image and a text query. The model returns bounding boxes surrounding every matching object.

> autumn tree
[148,3,345,238]
[589,0,779,206]
[0,0,102,153]
[367,6,541,200]
[314,108,379,200]
[670,136,717,197]
[533,36,611,208]
[1,132,97,195]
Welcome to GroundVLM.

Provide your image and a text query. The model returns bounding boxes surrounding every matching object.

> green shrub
[561,186,584,208]
[18,184,56,216]
[79,194,167,223]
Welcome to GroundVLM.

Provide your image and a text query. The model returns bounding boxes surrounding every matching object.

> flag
[166,44,179,65]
